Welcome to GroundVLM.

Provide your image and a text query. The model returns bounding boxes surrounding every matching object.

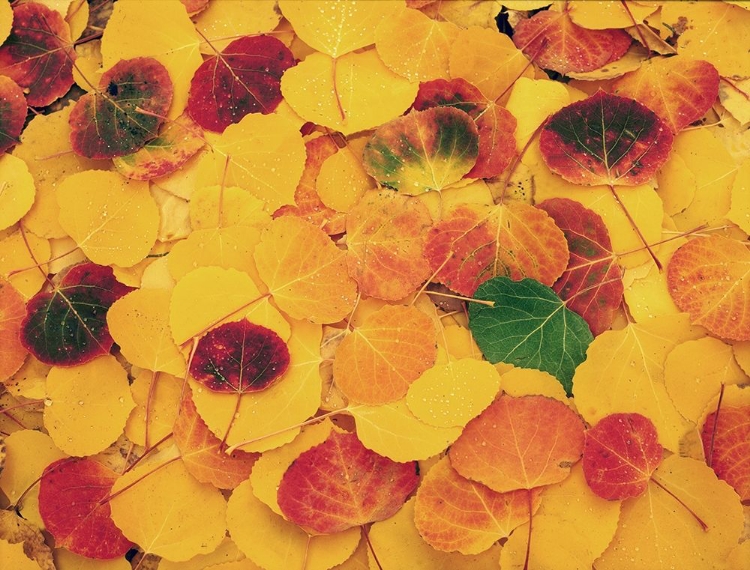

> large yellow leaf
[568,0,656,29]
[194,0,279,52]
[0,231,50,299]
[56,170,159,267]
[100,0,202,118]
[44,355,135,456]
[124,370,182,448]
[189,185,270,230]
[595,456,744,570]
[281,49,418,136]
[196,114,306,211]
[727,159,750,234]
[278,0,402,58]
[109,457,227,562]
[572,314,704,452]
[505,77,569,152]
[0,155,34,232]
[254,217,357,324]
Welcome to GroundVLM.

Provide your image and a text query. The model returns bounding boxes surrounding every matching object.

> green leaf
[468,277,593,395]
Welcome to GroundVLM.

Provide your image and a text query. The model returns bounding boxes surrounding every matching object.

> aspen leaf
[277,430,420,534]
[124,370,182,448]
[450,394,585,493]
[44,355,135,456]
[109,457,227,562]
[0,154,35,232]
[190,185,270,230]
[567,0,656,29]
[728,159,750,234]
[499,367,570,403]
[0,231,49,300]
[194,0,280,52]
[0,540,40,570]
[56,170,160,268]
[316,143,376,215]
[702,405,750,501]
[506,77,570,152]
[0,0,10,44]
[255,217,357,323]
[0,278,27,382]
[0,76,25,153]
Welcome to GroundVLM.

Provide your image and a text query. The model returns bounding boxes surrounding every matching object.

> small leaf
[702,405,750,501]
[277,430,420,534]
[69,57,174,159]
[468,277,593,394]
[539,90,674,186]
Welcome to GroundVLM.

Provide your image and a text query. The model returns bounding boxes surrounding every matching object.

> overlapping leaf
[702,405,750,501]
[0,278,26,382]
[0,76,25,153]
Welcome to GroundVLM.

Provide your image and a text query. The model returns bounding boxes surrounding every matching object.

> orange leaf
[333,305,437,405]
[449,394,585,492]
[0,278,26,382]
[414,457,538,555]
[667,235,750,341]
[702,405,750,501]
[346,190,433,300]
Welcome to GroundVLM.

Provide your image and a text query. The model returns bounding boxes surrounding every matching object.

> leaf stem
[424,289,495,306]
[332,57,347,122]
[103,455,181,505]
[620,0,651,57]
[363,525,384,570]
[607,184,662,271]
[705,383,726,468]
[523,489,533,570]
[651,476,709,531]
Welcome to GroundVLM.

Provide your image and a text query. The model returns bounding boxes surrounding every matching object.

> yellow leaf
[350,399,462,462]
[55,548,131,570]
[255,217,357,323]
[157,537,246,570]
[108,288,187,376]
[316,147,375,213]
[0,0,11,44]
[0,155,34,232]
[655,152,697,217]
[227,478,360,570]
[196,114,306,211]
[44,355,136,456]
[100,0,202,118]
[56,170,159,267]
[406,359,501,428]
[505,77,570,152]
[572,314,704,452]
[500,464,621,570]
[192,319,322,452]
[281,49,418,136]
[194,0,280,52]
[190,186,271,230]
[568,0,656,29]
[499,367,569,403]
[0,540,41,570]
[278,0,402,58]
[595,456,744,570]
[728,159,750,234]
[110,457,227,562]
[124,370,182,448]
[375,7,459,82]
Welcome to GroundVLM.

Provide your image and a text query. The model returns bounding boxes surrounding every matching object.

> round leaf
[0,154,35,232]
[0,278,27,382]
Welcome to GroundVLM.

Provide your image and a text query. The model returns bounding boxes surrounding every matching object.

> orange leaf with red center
[0,76,25,153]
[537,198,623,336]
[667,235,750,341]
[345,190,433,300]
[613,57,720,134]
[0,2,75,106]
[413,78,517,178]
[277,430,420,534]
[38,458,134,559]
[414,457,539,555]
[424,202,568,296]
[333,305,437,405]
[583,413,663,501]
[539,91,674,186]
[173,392,259,489]
[188,35,295,133]
[702,405,750,501]
[512,9,631,75]
[189,320,290,393]
[449,394,585,492]
[0,278,26,382]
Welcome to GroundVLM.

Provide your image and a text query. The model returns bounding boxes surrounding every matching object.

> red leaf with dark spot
[188,35,296,133]
[278,430,420,534]
[39,458,134,559]
[0,2,75,107]
[20,263,133,366]
[702,405,750,501]
[0,76,26,153]
[583,413,663,500]
[190,320,290,393]
[540,90,673,186]
[537,198,623,336]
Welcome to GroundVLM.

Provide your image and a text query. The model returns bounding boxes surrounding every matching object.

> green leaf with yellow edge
[406,359,501,428]
[108,288,187,376]
[56,170,159,268]
[44,355,135,457]
[227,478,360,570]
[124,370,182,448]
[572,313,704,453]
[368,496,503,570]
[0,154,34,232]
[500,463,621,570]
[281,49,418,136]
[191,319,321,452]
[595,455,744,570]
[110,456,227,562]
[0,231,50,299]
[363,107,479,195]
[196,113,306,211]
[190,186,271,230]
[194,0,280,53]
[279,0,401,58]
[350,399,463,462]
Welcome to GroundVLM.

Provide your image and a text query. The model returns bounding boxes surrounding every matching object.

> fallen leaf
[0,76,25,153]
[0,278,27,382]
[124,370,182,448]
[0,154,35,232]
[0,510,55,570]
[702,405,750,501]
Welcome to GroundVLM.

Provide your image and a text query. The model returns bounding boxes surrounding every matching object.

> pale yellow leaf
[0,155,34,232]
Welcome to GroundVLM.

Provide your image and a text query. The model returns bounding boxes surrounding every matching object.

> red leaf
[0,76,26,153]
[0,2,75,106]
[537,198,623,336]
[278,430,420,534]
[702,405,750,501]
[413,77,485,117]
[69,57,173,159]
[20,263,133,366]
[188,35,296,133]
[189,320,290,393]
[583,413,663,500]
[512,10,631,75]
[39,458,134,559]
[539,90,673,186]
